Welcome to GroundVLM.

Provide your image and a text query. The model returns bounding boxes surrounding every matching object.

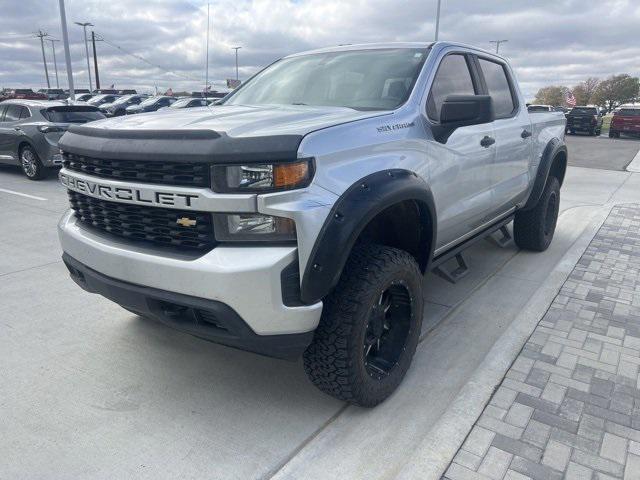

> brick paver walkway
[444,204,640,480]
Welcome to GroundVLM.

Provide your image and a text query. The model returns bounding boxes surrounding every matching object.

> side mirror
[433,95,494,143]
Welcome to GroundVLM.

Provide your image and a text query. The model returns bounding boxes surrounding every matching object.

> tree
[592,74,640,111]
[534,85,567,106]
[572,84,589,106]
[572,77,600,105]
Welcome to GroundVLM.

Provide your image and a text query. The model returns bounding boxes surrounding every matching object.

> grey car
[157,97,211,111]
[0,100,104,179]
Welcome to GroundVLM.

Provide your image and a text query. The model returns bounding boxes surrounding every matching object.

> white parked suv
[58,42,567,406]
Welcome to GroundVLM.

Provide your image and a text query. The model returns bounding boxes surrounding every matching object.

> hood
[59,104,389,164]
[84,104,388,138]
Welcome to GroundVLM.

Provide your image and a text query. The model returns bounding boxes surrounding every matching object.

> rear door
[425,52,497,251]
[0,104,23,163]
[475,56,533,213]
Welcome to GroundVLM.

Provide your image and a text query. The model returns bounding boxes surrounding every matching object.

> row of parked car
[528,103,640,138]
[0,90,226,180]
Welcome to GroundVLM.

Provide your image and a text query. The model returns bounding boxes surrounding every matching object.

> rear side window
[19,107,31,119]
[42,107,105,123]
[427,54,476,121]
[4,104,23,121]
[478,58,516,118]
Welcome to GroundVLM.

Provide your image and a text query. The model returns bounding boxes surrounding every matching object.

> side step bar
[430,215,514,284]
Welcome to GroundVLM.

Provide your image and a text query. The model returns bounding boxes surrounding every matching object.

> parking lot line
[0,188,47,201]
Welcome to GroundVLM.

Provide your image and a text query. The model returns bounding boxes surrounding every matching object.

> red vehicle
[610,106,640,138]
[0,88,47,102]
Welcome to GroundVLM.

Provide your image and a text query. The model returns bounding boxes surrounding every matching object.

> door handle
[521,129,532,139]
[480,136,495,148]
[13,126,21,131]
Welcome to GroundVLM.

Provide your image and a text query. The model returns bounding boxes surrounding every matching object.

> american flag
[566,91,577,107]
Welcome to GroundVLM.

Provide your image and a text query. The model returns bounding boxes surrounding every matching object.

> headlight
[211,160,313,193]
[213,213,296,242]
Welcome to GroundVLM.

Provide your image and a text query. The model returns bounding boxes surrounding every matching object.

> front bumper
[62,254,314,359]
[58,210,323,339]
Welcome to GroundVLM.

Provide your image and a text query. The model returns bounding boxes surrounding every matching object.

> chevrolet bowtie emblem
[176,217,197,227]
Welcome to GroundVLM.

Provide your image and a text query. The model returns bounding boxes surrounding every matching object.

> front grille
[68,191,216,251]
[63,152,210,188]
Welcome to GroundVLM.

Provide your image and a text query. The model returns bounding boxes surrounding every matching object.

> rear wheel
[19,145,46,180]
[303,243,423,407]
[514,177,560,252]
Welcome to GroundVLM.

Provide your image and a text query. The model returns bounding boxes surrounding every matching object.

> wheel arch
[522,138,567,211]
[17,139,36,158]
[300,169,436,304]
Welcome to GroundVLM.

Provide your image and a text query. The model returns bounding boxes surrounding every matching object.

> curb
[395,204,613,480]
[627,148,640,173]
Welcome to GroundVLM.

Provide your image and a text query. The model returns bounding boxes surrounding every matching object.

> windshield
[223,48,429,111]
[140,96,162,106]
[87,95,108,105]
[111,95,135,105]
[42,106,105,123]
[170,98,193,108]
[570,107,598,115]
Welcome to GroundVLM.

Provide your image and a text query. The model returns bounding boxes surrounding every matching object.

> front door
[424,52,497,252]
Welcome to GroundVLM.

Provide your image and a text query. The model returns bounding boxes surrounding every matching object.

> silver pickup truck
[57,42,567,406]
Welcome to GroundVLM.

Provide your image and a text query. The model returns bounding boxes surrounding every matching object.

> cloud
[0,0,638,99]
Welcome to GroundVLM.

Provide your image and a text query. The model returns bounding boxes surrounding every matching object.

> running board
[433,253,468,284]
[488,225,513,248]
[430,215,515,284]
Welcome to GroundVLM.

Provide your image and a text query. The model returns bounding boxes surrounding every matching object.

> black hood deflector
[59,124,304,163]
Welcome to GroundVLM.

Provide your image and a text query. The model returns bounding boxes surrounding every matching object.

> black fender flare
[522,138,567,211]
[300,169,436,304]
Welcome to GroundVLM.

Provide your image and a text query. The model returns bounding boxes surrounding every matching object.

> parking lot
[566,134,640,171]
[2,137,640,479]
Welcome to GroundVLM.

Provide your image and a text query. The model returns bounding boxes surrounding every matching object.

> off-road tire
[513,176,560,252]
[303,243,423,407]
[19,144,46,180]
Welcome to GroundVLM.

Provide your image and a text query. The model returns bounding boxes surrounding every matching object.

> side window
[0,104,7,121]
[427,54,476,122]
[4,105,22,122]
[478,58,516,118]
[19,107,31,119]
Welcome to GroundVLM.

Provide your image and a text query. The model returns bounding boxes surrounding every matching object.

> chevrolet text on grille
[59,172,199,208]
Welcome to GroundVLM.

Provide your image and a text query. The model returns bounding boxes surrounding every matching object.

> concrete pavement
[1,164,640,479]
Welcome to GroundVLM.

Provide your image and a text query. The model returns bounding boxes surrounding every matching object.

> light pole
[47,38,60,88]
[434,0,442,41]
[35,30,51,88]
[74,21,94,90]
[232,46,241,81]
[58,0,75,100]
[489,39,508,54]
[205,2,210,91]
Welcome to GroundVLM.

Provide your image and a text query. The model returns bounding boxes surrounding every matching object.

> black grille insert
[63,153,210,187]
[68,191,215,251]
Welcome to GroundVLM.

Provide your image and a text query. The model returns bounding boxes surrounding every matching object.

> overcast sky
[1,0,638,100]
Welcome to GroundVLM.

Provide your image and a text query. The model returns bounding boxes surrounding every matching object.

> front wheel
[303,244,423,407]
[513,177,560,252]
[20,145,46,180]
